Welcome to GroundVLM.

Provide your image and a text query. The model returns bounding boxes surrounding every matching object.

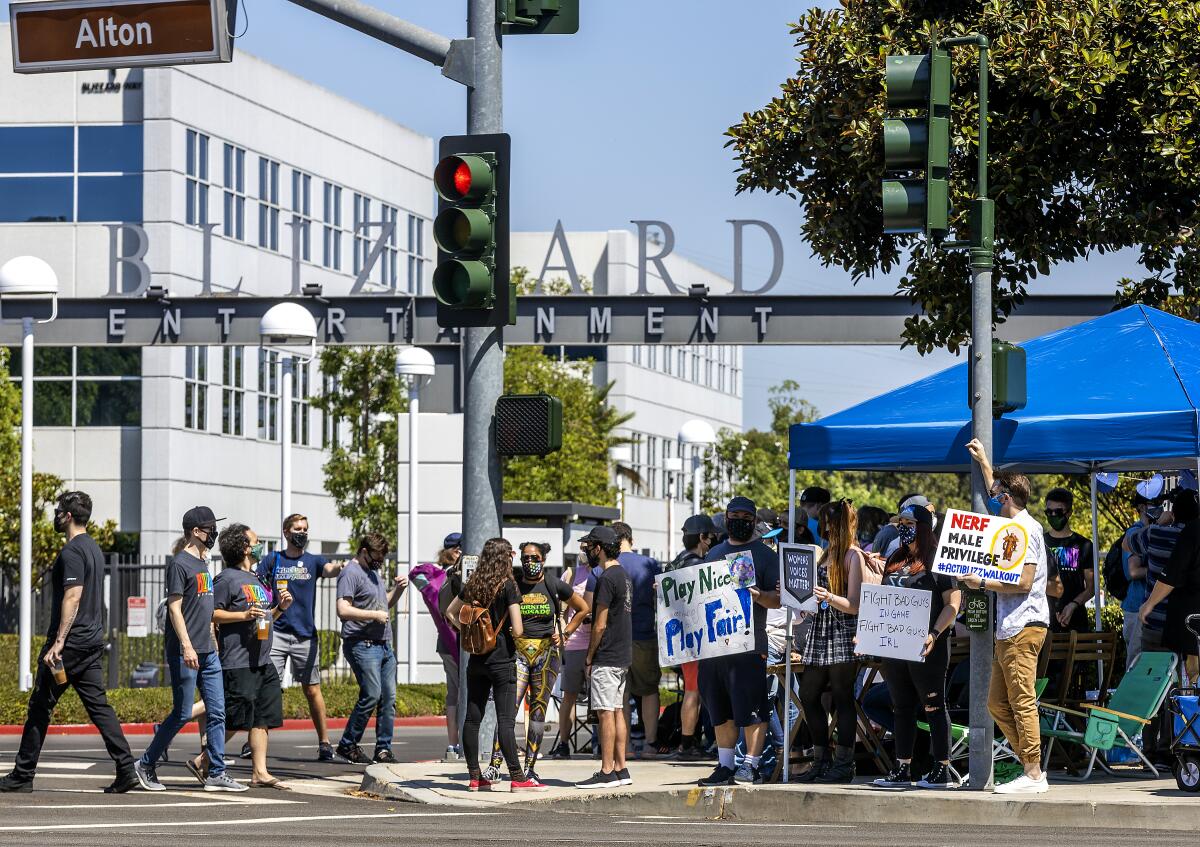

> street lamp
[678,419,716,517]
[663,456,684,559]
[395,346,435,684]
[610,444,633,521]
[0,256,59,692]
[259,303,318,529]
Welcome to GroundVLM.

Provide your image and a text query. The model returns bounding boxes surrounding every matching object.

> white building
[0,32,741,679]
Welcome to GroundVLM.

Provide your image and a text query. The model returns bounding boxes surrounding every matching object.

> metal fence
[0,554,381,689]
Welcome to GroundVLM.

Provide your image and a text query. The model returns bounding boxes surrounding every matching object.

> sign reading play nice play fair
[931,508,1031,586]
[10,0,233,73]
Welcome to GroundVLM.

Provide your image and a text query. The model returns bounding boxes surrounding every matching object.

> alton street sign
[9,0,234,73]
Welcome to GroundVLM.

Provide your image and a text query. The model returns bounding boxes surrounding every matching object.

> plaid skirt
[800,604,857,667]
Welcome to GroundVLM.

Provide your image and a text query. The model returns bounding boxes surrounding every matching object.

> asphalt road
[2,729,1197,846]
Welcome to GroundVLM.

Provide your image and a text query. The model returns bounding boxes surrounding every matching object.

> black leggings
[798,661,859,750]
[880,636,951,762]
[462,660,522,779]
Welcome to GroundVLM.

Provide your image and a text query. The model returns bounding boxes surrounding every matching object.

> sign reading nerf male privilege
[655,559,754,665]
[931,508,1030,585]
[854,583,931,662]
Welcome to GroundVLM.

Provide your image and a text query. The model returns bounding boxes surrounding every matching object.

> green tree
[727,0,1200,353]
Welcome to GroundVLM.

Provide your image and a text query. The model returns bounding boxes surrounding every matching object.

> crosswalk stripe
[0,811,503,832]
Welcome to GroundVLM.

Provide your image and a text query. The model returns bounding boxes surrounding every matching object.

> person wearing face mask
[257,514,346,762]
[666,515,718,760]
[961,438,1049,795]
[190,525,294,788]
[137,507,248,792]
[0,492,138,794]
[1042,489,1095,634]
[697,497,782,786]
[481,543,588,785]
[548,539,600,760]
[334,533,408,765]
[1121,493,1164,669]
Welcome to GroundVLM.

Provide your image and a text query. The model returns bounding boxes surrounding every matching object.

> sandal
[250,778,291,790]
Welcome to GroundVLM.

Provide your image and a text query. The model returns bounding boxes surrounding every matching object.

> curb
[0,715,447,736]
[508,785,1200,831]
[359,764,479,807]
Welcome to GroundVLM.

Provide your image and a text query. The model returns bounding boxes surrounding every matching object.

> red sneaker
[468,777,493,792]
[509,777,548,792]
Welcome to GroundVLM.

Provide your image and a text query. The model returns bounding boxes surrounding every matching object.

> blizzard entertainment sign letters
[655,558,755,665]
[931,509,1030,585]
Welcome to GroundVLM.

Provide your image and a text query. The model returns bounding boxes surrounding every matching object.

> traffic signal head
[882,48,951,238]
[433,134,513,328]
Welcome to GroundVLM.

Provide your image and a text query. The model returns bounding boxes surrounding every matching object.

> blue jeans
[340,640,396,751]
[141,649,226,776]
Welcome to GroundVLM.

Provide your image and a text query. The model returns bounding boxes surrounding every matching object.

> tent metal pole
[783,467,796,784]
[1089,469,1105,696]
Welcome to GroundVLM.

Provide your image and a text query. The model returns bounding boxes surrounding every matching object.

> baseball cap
[799,486,831,505]
[443,532,462,549]
[581,525,619,546]
[899,494,931,512]
[726,495,756,515]
[756,507,780,528]
[898,504,933,529]
[182,506,222,533]
[682,514,716,535]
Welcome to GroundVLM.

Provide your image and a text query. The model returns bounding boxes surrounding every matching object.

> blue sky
[4,0,1142,428]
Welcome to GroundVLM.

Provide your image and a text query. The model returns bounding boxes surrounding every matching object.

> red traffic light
[434,155,494,202]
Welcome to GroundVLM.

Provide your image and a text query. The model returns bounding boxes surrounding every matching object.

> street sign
[126,595,147,637]
[9,0,234,73]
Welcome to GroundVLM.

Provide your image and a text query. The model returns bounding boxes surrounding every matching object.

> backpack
[458,601,498,655]
[1102,535,1130,602]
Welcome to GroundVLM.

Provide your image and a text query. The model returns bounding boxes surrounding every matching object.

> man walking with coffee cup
[0,491,137,794]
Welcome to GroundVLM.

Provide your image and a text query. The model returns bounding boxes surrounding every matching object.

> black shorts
[698,652,770,728]
[223,664,284,731]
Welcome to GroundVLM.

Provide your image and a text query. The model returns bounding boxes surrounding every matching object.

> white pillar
[18,318,34,691]
[665,475,675,560]
[406,379,420,683]
[280,356,294,526]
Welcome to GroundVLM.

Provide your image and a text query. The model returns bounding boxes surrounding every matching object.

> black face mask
[53,511,72,533]
[290,532,309,550]
[199,529,217,550]
[727,517,755,542]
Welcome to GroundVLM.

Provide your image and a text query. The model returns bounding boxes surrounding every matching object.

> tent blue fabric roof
[788,306,1200,473]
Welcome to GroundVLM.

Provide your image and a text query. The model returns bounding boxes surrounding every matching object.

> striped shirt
[1132,524,1183,632]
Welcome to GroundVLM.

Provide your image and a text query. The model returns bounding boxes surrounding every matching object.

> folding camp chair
[1062,631,1118,709]
[1038,651,1179,780]
[1038,631,1077,709]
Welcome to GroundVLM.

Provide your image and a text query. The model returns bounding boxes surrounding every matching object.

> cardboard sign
[126,595,147,637]
[778,543,819,609]
[655,559,754,666]
[854,582,932,662]
[931,508,1031,585]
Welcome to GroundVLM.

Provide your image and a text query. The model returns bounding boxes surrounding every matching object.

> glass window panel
[76,381,141,426]
[0,127,73,174]
[0,177,73,222]
[78,175,142,222]
[77,347,139,376]
[186,130,195,176]
[33,382,72,426]
[34,347,71,376]
[78,125,142,173]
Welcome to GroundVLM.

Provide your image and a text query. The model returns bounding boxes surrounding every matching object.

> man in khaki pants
[960,439,1050,795]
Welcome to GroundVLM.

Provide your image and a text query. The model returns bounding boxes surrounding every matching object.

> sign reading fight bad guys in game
[655,558,755,666]
[854,583,931,662]
[931,508,1030,585]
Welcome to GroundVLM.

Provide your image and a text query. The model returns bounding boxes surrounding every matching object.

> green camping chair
[1038,651,1178,781]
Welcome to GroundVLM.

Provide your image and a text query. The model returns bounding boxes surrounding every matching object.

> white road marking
[21,798,303,809]
[0,811,504,832]
[23,762,95,770]
[618,820,856,829]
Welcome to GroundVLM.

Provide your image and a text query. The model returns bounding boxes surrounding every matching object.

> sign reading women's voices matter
[931,508,1031,585]
[655,559,754,666]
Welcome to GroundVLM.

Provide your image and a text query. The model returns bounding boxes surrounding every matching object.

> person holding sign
[872,506,961,789]
[798,499,876,783]
[960,439,1049,795]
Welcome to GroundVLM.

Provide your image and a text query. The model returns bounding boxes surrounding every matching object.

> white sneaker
[993,773,1048,794]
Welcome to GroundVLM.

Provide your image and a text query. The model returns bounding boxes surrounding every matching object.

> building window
[223,143,246,240]
[647,346,657,371]
[322,182,343,271]
[221,347,244,436]
[352,193,371,276]
[5,347,142,427]
[705,354,713,388]
[258,156,280,251]
[380,204,399,290]
[632,345,641,366]
[646,435,659,499]
[291,169,313,262]
[184,346,208,431]
[664,345,673,376]
[185,129,210,227]
[292,360,311,446]
[406,214,426,294]
[677,347,687,379]
[258,349,279,441]
[322,373,341,449]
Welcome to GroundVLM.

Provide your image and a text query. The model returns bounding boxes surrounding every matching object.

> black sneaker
[873,761,913,788]
[917,762,959,789]
[616,768,633,786]
[576,770,621,790]
[797,757,831,783]
[548,741,571,760]
[698,764,735,786]
[373,748,396,764]
[816,757,855,784]
[336,742,371,764]
[104,770,140,794]
[0,773,32,793]
[317,742,335,762]
[239,742,253,760]
[676,741,706,762]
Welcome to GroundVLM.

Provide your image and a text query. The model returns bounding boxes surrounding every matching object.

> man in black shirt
[0,492,137,794]
[1043,488,1095,633]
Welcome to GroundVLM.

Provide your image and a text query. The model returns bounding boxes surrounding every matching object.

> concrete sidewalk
[361,758,1200,830]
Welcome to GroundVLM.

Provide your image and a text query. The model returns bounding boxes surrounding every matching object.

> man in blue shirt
[1120,493,1160,669]
[614,522,662,755]
[258,514,346,762]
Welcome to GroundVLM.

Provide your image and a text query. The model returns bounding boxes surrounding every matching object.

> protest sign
[725,550,757,589]
[854,582,931,662]
[778,543,819,610]
[931,508,1031,585]
[655,559,754,666]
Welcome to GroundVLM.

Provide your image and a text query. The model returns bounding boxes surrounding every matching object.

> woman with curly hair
[446,538,539,792]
